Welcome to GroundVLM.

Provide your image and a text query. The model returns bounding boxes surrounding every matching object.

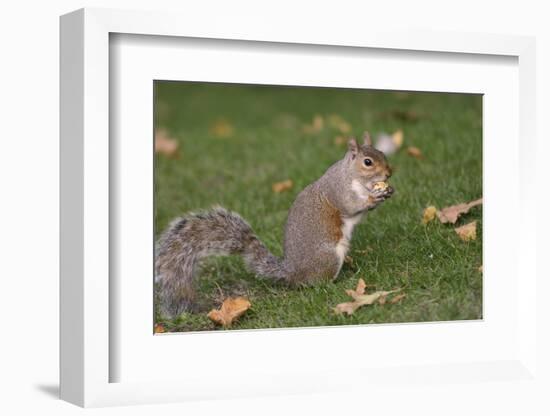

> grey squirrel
[155,132,394,318]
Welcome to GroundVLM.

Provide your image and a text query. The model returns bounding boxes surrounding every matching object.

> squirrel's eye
[364,158,373,167]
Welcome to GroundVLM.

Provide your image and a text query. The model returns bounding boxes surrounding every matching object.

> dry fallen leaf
[334,278,402,315]
[392,129,404,148]
[344,255,354,265]
[351,278,367,296]
[209,118,234,138]
[407,146,423,159]
[207,297,251,327]
[335,290,401,315]
[422,206,438,225]
[455,221,477,242]
[272,179,293,193]
[303,115,324,134]
[436,198,482,224]
[155,128,180,158]
[154,323,166,333]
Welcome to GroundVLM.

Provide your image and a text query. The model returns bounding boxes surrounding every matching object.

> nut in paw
[372,181,389,191]
[371,183,394,200]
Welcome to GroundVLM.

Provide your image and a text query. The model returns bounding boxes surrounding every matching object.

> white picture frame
[60,7,539,408]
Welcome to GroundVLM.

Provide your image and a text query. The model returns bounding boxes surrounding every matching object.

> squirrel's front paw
[367,185,394,209]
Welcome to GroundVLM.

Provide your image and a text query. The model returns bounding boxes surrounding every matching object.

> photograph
[153,81,483,333]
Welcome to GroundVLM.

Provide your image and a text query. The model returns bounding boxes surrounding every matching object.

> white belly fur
[334,212,363,277]
[351,179,370,200]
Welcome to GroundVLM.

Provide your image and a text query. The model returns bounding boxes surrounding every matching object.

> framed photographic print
[152,81,482,333]
[60,7,539,408]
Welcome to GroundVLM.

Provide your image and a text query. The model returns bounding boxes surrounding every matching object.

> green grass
[154,81,482,332]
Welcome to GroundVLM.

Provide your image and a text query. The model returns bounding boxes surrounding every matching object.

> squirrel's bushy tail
[155,206,287,318]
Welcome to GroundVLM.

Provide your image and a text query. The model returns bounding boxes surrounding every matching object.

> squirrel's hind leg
[287,246,342,285]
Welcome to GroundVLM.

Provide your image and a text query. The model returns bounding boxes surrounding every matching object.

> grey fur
[155,140,393,318]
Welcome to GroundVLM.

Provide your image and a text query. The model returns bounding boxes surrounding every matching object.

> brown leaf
[422,206,437,225]
[303,115,324,134]
[155,128,180,158]
[272,179,293,193]
[407,146,423,159]
[455,221,477,242]
[334,279,401,315]
[334,290,399,315]
[389,294,407,304]
[209,118,234,138]
[392,129,404,148]
[154,323,166,333]
[436,198,482,224]
[207,297,251,327]
[344,280,365,299]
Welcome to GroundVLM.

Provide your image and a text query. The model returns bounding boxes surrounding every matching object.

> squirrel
[155,132,394,318]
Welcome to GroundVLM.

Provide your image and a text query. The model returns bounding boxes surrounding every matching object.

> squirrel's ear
[347,138,359,158]
[363,131,372,146]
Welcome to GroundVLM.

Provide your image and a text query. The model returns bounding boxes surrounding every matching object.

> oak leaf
[272,179,293,193]
[207,297,251,328]
[436,198,482,224]
[455,221,477,242]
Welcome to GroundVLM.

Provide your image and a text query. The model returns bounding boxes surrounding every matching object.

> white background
[1,1,549,415]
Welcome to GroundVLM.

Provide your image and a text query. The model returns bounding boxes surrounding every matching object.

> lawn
[154,81,482,332]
